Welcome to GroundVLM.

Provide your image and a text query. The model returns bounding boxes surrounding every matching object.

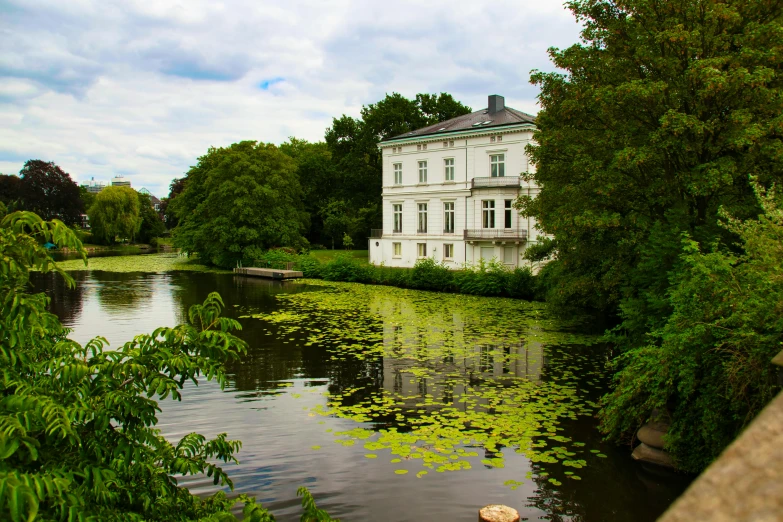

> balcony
[370,229,383,238]
[471,176,521,189]
[464,229,528,241]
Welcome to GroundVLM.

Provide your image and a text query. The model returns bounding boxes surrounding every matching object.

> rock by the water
[632,442,675,469]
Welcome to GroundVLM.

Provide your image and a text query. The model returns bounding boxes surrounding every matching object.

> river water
[33,267,691,521]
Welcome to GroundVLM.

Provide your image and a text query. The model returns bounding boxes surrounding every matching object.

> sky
[1,0,583,198]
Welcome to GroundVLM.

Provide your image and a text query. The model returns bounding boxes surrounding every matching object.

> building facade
[369,95,541,269]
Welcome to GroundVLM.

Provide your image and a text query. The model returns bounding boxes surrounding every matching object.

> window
[417,243,427,258]
[418,161,428,183]
[490,136,496,143]
[482,200,495,228]
[490,154,505,177]
[422,144,427,150]
[393,204,402,233]
[505,200,512,228]
[417,203,428,233]
[443,202,455,233]
[393,163,402,185]
[393,242,402,257]
[417,144,421,151]
[443,243,454,260]
[497,135,502,142]
[504,246,514,264]
[444,158,454,181]
[449,140,454,147]
[443,141,448,148]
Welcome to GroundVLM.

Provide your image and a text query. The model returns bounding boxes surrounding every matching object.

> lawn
[309,249,369,264]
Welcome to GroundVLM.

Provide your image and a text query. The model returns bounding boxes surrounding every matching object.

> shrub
[455,259,507,296]
[408,258,454,292]
[506,266,536,300]
[295,255,324,278]
[320,254,371,282]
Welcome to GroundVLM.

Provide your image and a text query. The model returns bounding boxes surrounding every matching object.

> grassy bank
[56,253,226,273]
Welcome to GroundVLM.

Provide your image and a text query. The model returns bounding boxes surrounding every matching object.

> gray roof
[384,106,536,142]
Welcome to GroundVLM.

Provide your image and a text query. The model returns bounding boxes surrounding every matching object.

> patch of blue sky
[259,77,285,90]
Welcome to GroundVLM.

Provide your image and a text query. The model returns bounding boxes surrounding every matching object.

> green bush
[320,254,371,283]
[506,266,536,300]
[72,227,93,245]
[408,258,454,292]
[295,255,324,278]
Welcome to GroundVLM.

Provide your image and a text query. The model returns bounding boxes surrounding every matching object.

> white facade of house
[369,107,541,269]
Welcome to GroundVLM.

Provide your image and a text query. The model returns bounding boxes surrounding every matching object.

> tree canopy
[88,186,142,245]
[171,141,308,268]
[522,0,783,471]
[15,160,83,226]
[136,191,166,244]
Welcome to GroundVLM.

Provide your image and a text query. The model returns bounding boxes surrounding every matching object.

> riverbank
[55,252,228,273]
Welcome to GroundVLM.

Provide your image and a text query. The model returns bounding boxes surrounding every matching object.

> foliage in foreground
[0,211,335,521]
[599,184,783,472]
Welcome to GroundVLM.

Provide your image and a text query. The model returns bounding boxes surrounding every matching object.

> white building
[369,94,542,269]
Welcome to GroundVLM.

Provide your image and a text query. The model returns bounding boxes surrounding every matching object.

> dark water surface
[33,269,692,522]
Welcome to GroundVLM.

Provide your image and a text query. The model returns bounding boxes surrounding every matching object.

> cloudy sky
[1,0,582,197]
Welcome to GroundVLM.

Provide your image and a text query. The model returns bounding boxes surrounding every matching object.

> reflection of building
[369,94,542,268]
[371,295,545,409]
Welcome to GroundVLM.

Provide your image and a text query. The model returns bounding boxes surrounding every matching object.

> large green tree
[172,141,308,268]
[522,0,783,470]
[88,186,142,244]
[17,160,83,225]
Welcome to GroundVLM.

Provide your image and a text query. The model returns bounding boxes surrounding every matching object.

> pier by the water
[233,267,303,280]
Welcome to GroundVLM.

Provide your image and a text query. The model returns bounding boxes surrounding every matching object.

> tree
[161,177,186,229]
[279,138,338,246]
[78,186,96,220]
[88,186,142,244]
[17,160,83,225]
[521,0,783,470]
[0,174,22,207]
[172,141,309,268]
[137,191,166,243]
[599,183,783,472]
[0,211,336,521]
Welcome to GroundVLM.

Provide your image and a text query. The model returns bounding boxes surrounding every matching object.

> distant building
[111,176,131,188]
[80,177,106,193]
[138,188,161,211]
[369,94,542,269]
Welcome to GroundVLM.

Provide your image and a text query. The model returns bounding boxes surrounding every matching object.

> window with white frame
[444,158,454,181]
[393,242,402,257]
[505,200,513,228]
[490,154,505,177]
[418,161,428,183]
[504,246,514,264]
[443,202,455,233]
[393,163,402,185]
[482,200,495,228]
[417,203,428,233]
[443,243,454,260]
[393,204,402,233]
[417,243,427,258]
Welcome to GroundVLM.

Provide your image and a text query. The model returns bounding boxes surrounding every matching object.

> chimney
[488,94,505,114]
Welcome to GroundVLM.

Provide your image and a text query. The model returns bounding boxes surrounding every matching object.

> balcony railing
[370,229,383,238]
[472,176,521,189]
[464,229,528,241]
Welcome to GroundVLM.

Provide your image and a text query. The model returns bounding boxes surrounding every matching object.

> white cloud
[0,0,581,197]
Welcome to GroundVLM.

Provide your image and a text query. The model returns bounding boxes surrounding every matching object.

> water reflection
[30,270,692,522]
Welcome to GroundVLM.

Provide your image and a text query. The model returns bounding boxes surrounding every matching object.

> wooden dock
[233,267,303,280]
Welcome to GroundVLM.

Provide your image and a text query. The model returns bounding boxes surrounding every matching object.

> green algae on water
[241,279,609,484]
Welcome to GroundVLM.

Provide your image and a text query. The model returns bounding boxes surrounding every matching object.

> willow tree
[88,186,142,244]
[521,0,783,470]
